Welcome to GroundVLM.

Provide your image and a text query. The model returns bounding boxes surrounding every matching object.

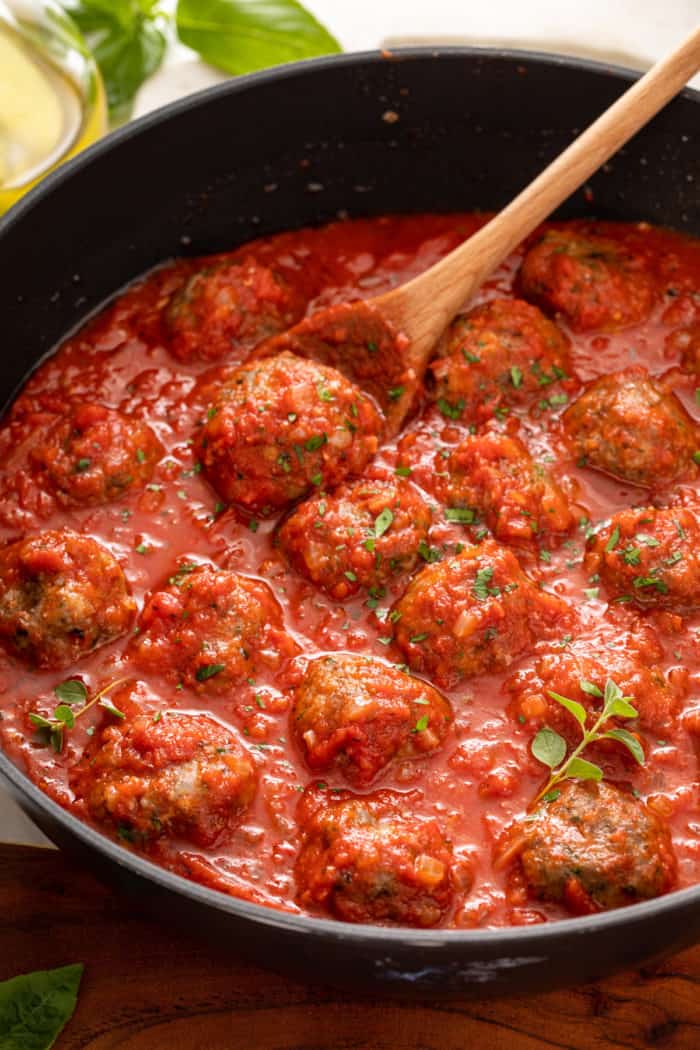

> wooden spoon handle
[383,26,700,350]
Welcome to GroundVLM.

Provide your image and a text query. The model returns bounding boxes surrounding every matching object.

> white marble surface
[3,2,699,848]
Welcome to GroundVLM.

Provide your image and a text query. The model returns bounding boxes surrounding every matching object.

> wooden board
[2,843,700,1049]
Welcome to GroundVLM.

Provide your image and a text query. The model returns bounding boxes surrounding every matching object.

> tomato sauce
[1,212,699,928]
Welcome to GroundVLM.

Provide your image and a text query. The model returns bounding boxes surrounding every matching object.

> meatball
[293,654,452,784]
[563,368,699,488]
[505,635,684,736]
[443,431,573,544]
[586,505,700,613]
[0,529,135,669]
[197,352,383,515]
[131,563,298,691]
[71,701,256,847]
[29,403,162,506]
[164,256,305,363]
[428,298,571,424]
[295,790,454,926]
[518,230,656,331]
[517,781,676,913]
[278,478,431,600]
[391,539,570,687]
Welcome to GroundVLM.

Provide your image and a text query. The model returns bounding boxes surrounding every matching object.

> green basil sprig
[63,0,341,123]
[65,1,169,123]
[0,964,84,1050]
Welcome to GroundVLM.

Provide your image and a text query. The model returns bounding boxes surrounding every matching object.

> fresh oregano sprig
[531,678,645,803]
[29,677,128,753]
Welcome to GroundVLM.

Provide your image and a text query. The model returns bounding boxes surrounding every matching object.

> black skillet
[0,48,699,997]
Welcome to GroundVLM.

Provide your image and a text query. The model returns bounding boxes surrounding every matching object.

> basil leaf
[566,756,603,782]
[67,0,168,122]
[0,963,83,1050]
[176,0,341,76]
[546,690,587,727]
[604,728,645,765]
[531,726,566,769]
[53,680,88,706]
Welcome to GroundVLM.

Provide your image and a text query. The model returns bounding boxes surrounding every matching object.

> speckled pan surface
[0,48,699,996]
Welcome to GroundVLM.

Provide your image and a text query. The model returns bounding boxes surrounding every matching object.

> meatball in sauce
[0,214,698,930]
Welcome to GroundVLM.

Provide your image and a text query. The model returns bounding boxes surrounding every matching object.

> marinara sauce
[1,213,699,929]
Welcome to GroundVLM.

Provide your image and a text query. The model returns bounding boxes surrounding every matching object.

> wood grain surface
[2,843,700,1049]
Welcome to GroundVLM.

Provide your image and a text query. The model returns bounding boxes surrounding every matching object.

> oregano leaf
[604,728,645,764]
[546,690,587,727]
[566,756,603,782]
[531,726,566,769]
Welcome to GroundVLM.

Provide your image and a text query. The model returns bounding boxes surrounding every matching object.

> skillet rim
[1,43,699,953]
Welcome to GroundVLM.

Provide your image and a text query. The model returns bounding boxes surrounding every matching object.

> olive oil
[0,2,106,213]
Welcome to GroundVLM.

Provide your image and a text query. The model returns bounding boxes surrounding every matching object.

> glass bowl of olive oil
[0,0,106,213]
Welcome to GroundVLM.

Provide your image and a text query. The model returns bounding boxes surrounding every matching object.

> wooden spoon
[257,27,700,435]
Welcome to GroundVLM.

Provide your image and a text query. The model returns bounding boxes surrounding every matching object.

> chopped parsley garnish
[374,508,394,538]
[436,397,465,420]
[445,507,475,524]
[510,365,523,388]
[305,434,328,452]
[418,540,442,563]
[473,566,498,600]
[604,525,620,552]
[395,465,412,477]
[195,663,225,681]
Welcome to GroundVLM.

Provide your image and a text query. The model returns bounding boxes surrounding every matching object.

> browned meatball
[586,505,700,613]
[428,298,572,425]
[295,789,454,926]
[164,256,305,362]
[29,403,162,506]
[391,539,571,688]
[197,352,384,515]
[518,230,656,331]
[131,563,298,691]
[278,478,431,600]
[505,633,684,737]
[71,696,257,848]
[563,368,699,488]
[517,781,676,914]
[443,431,573,544]
[0,529,135,669]
[293,654,452,784]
